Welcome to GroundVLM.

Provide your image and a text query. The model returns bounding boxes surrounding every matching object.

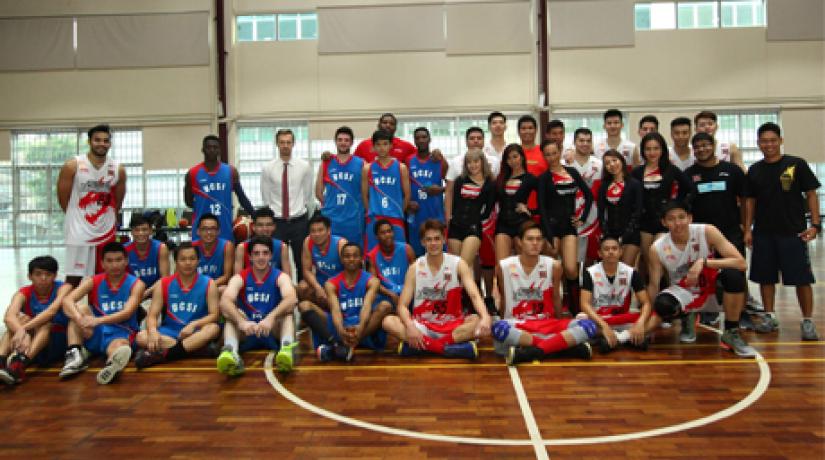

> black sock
[724,320,739,331]
[565,278,581,316]
[164,341,188,361]
[0,355,7,368]
[302,309,335,343]
[68,344,81,352]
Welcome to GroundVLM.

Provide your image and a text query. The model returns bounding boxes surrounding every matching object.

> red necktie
[282,162,289,218]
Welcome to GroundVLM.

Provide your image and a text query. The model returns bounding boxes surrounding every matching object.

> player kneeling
[60,243,146,384]
[382,219,492,359]
[580,236,656,353]
[0,256,73,385]
[133,243,220,369]
[218,236,298,375]
[492,222,597,366]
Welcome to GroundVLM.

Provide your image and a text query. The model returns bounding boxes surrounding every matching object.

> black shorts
[549,219,577,239]
[448,222,481,241]
[495,218,529,238]
[749,233,815,286]
[639,218,666,235]
[604,229,641,247]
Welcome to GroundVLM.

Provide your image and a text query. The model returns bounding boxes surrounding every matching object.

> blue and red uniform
[366,242,409,304]
[322,270,386,350]
[237,267,285,351]
[19,280,69,363]
[85,273,139,355]
[366,159,406,251]
[158,273,211,338]
[310,235,344,286]
[189,162,234,241]
[194,238,230,280]
[407,155,445,256]
[240,237,284,271]
[321,155,365,248]
[125,239,163,287]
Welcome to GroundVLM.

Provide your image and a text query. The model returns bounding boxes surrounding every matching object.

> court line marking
[509,366,550,459]
[263,349,772,447]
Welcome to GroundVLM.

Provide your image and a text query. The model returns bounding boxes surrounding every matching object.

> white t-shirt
[595,138,635,164]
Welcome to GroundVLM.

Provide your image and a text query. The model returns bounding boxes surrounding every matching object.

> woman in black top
[447,148,496,268]
[631,132,694,278]
[598,149,643,265]
[495,143,538,261]
[538,140,593,315]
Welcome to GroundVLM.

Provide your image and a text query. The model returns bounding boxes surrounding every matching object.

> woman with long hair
[598,149,643,265]
[495,143,538,261]
[447,149,497,268]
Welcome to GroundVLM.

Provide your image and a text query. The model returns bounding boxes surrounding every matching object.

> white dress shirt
[261,155,314,219]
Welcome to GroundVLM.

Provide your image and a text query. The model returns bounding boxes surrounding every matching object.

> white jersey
[483,140,505,158]
[412,253,463,325]
[594,138,635,164]
[669,145,694,171]
[64,154,120,245]
[715,142,732,162]
[447,151,500,181]
[569,155,601,237]
[499,255,556,321]
[653,224,716,306]
[587,262,634,315]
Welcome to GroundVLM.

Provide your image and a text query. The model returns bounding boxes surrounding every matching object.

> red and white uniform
[654,224,718,313]
[594,138,635,164]
[669,145,695,171]
[587,262,639,326]
[570,155,602,261]
[411,254,465,335]
[499,255,569,337]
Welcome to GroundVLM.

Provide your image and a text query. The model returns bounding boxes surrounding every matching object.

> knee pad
[570,318,598,338]
[654,292,682,322]
[491,320,511,342]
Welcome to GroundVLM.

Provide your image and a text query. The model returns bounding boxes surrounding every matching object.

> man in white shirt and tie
[261,129,314,281]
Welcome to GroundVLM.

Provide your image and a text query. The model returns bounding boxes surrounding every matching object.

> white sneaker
[96,345,132,385]
[59,347,88,379]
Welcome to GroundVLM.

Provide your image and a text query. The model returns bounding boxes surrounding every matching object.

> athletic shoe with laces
[216,347,245,376]
[397,342,424,357]
[0,354,25,385]
[720,329,757,358]
[134,348,166,370]
[680,312,697,343]
[443,341,478,359]
[738,313,757,331]
[96,345,132,385]
[744,294,764,313]
[801,319,820,341]
[755,315,779,334]
[333,343,354,362]
[276,342,298,372]
[700,312,721,327]
[549,342,593,360]
[316,344,334,362]
[59,347,89,379]
[506,345,544,366]
[626,336,649,351]
[593,336,614,354]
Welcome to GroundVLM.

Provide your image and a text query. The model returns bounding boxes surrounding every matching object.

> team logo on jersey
[619,278,627,286]
[692,243,700,253]
[444,270,452,282]
[538,269,547,279]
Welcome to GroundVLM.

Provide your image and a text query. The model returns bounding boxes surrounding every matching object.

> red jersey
[523,145,546,210]
[354,137,416,164]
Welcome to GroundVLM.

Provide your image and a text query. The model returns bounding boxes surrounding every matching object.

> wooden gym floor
[0,243,823,459]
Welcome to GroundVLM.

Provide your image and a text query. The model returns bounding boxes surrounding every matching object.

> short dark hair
[309,214,331,229]
[690,132,715,147]
[174,242,198,261]
[101,242,127,258]
[87,124,111,140]
[488,111,507,124]
[465,126,484,140]
[373,218,394,236]
[670,117,692,129]
[639,115,659,129]
[413,127,430,137]
[517,115,537,130]
[252,206,276,222]
[540,139,559,152]
[546,119,564,131]
[599,234,622,247]
[276,129,294,142]
[202,135,220,148]
[335,126,354,141]
[757,122,781,138]
[517,220,543,239]
[28,255,58,275]
[198,213,220,228]
[694,110,717,124]
[247,235,273,255]
[379,113,397,124]
[372,129,393,144]
[603,109,623,122]
[341,242,362,257]
[419,219,446,238]
[653,291,682,321]
[129,214,151,228]
[661,200,691,217]
[574,127,592,140]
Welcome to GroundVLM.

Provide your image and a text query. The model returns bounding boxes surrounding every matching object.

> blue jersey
[322,155,365,224]
[408,155,445,255]
[88,273,139,332]
[329,270,372,327]
[189,162,234,241]
[19,280,69,329]
[195,238,229,279]
[160,273,210,328]
[241,237,283,271]
[310,235,344,285]
[238,267,284,322]
[125,239,163,287]
[368,159,405,220]
[367,243,409,296]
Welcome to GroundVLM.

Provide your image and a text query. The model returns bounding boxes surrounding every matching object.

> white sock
[615,330,631,344]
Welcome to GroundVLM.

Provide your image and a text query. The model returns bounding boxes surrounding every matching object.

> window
[635,1,765,30]
[678,2,718,29]
[236,13,317,42]
[553,114,630,150]
[721,1,766,27]
[396,114,523,161]
[635,3,677,30]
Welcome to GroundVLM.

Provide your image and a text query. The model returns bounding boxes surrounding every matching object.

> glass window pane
[721,3,734,26]
[237,17,253,41]
[300,14,318,39]
[678,2,718,29]
[697,4,717,27]
[678,4,696,28]
[650,2,677,29]
[278,14,298,40]
[635,4,652,30]
[721,1,765,27]
[256,16,276,41]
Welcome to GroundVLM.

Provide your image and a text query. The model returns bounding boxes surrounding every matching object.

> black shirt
[497,173,537,227]
[451,176,496,230]
[597,176,643,239]
[582,268,644,292]
[746,155,820,236]
[685,160,746,240]
[630,164,694,226]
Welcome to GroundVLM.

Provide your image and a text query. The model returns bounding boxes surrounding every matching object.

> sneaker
[593,336,614,354]
[397,342,424,357]
[0,355,24,385]
[59,347,89,379]
[552,342,593,360]
[443,341,478,360]
[216,347,245,376]
[626,336,649,351]
[738,313,757,331]
[700,312,721,327]
[275,342,298,372]
[134,349,166,370]
[96,345,132,385]
[744,294,764,313]
[680,313,697,343]
[801,319,820,341]
[316,344,334,363]
[720,329,757,358]
[333,343,354,362]
[755,315,779,334]
[506,346,544,366]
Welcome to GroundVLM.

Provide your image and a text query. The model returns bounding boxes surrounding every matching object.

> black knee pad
[719,268,745,294]
[654,292,681,322]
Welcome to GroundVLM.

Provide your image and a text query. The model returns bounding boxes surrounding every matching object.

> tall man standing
[57,124,127,287]
[316,126,365,248]
[354,113,417,163]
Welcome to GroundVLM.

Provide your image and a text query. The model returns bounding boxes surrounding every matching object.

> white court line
[509,366,550,459]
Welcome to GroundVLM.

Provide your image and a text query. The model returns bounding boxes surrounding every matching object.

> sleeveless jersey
[594,139,635,164]
[189,162,234,241]
[499,255,556,321]
[408,155,445,221]
[310,235,344,285]
[64,154,120,245]
[669,145,695,171]
[19,280,65,317]
[569,156,602,237]
[240,237,284,271]
[368,159,405,219]
[238,267,284,322]
[329,270,372,326]
[653,224,718,310]
[159,273,210,328]
[195,238,229,279]
[322,155,365,223]
[88,273,139,331]
[586,262,635,316]
[125,239,163,287]
[411,254,464,327]
[367,243,409,295]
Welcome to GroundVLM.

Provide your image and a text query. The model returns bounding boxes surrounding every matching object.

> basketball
[232,216,253,242]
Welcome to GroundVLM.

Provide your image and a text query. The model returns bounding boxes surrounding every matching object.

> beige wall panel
[235,0,447,13]
[143,124,213,170]
[781,108,825,163]
[308,119,378,142]
[0,0,210,16]
[0,67,213,124]
[767,0,825,41]
[0,130,10,162]
[765,41,825,99]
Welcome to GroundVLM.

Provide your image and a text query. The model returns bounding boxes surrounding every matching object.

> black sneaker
[593,336,613,354]
[134,349,166,370]
[625,337,649,351]
[333,343,354,362]
[547,342,592,360]
[506,346,545,366]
